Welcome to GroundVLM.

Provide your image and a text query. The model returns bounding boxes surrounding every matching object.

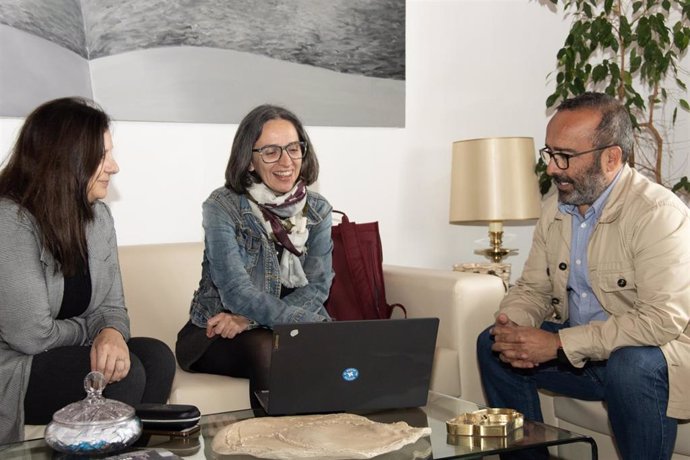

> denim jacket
[188,186,334,328]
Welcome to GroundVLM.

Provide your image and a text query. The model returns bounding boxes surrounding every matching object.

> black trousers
[24,337,176,424]
[190,328,273,410]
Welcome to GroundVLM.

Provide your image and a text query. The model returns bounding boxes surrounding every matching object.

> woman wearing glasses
[176,105,334,410]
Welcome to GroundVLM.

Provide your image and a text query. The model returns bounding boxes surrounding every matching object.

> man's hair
[557,92,633,163]
[0,97,111,276]
[225,104,319,193]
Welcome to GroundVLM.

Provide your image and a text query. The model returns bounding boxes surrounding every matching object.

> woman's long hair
[0,97,110,276]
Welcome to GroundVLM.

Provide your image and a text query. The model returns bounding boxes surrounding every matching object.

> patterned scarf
[247,181,309,288]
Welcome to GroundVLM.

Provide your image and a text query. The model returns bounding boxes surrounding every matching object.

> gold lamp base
[475,225,517,264]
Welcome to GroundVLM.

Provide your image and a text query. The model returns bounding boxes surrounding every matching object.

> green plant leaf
[653,14,671,44]
[632,92,646,110]
[604,0,614,13]
[565,32,575,47]
[583,2,593,18]
[620,16,633,46]
[637,17,651,46]
[672,176,690,193]
[592,64,608,82]
[630,54,643,73]
[677,78,687,90]
[680,99,690,111]
[674,28,690,49]
[591,17,601,40]
[535,158,553,196]
[632,1,643,14]
[546,93,560,108]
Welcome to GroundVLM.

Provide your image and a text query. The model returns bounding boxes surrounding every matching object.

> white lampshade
[449,136,542,263]
[449,137,541,225]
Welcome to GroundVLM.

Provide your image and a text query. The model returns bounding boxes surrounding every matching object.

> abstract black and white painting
[0,0,405,126]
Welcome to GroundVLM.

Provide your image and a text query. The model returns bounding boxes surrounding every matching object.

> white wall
[1,0,688,281]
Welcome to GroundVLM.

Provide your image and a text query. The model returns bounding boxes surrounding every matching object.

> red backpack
[325,212,406,320]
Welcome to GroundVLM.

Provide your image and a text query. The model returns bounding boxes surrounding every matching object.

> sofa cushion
[554,397,611,436]
[384,265,505,404]
[118,242,205,350]
[169,366,249,415]
[429,347,461,397]
[23,425,44,440]
[119,243,251,414]
[680,421,690,455]
[554,396,690,456]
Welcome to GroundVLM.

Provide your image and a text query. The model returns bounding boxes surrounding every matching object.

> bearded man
[477,92,690,460]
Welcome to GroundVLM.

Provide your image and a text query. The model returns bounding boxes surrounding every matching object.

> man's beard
[552,159,608,206]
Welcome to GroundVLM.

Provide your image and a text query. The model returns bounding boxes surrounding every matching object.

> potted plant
[538,0,690,203]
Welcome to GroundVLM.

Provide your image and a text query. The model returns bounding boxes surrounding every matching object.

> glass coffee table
[0,392,597,459]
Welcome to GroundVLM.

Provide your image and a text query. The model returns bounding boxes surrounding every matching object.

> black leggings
[190,328,273,410]
[24,337,176,424]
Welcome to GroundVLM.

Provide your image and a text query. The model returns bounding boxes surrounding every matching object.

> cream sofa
[24,242,505,440]
[115,242,507,413]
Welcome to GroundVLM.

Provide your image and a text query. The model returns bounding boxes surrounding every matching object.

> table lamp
[449,136,542,264]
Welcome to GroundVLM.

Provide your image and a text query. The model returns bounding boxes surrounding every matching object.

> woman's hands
[90,327,130,383]
[206,312,250,339]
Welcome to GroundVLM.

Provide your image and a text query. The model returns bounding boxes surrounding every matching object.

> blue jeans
[477,322,678,460]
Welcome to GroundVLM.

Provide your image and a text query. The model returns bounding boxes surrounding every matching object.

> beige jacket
[500,165,690,419]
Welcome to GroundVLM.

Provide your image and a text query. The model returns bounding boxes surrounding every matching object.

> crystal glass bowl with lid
[44,371,142,454]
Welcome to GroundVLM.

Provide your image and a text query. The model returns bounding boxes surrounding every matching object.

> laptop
[255,317,439,415]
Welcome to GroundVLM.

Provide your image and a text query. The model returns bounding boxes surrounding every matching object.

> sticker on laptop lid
[342,368,359,381]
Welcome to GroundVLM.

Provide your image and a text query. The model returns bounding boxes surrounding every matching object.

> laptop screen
[259,318,439,415]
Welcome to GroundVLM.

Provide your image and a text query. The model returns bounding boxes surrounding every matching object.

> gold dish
[446,408,523,437]
[447,427,524,449]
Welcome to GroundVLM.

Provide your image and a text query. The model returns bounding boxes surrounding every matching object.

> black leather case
[134,403,201,432]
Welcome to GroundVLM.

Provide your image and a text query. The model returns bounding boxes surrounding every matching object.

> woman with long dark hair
[0,97,175,443]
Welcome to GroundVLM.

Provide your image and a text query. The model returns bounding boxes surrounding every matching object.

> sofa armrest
[383,265,505,404]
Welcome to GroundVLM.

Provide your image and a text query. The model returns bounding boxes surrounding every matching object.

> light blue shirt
[558,168,622,326]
